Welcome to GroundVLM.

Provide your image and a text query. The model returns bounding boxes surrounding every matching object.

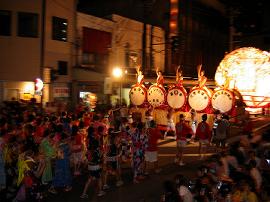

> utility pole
[40,0,46,106]
[142,0,155,73]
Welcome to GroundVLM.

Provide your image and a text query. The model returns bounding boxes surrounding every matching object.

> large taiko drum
[167,86,187,109]
[211,89,235,113]
[129,84,147,106]
[188,87,212,112]
[147,84,166,107]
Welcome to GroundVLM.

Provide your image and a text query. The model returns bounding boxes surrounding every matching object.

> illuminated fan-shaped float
[147,70,167,107]
[215,47,270,110]
[166,67,187,109]
[188,65,212,112]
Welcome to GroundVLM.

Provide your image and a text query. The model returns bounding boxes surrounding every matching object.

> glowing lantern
[215,47,270,108]
[35,78,44,92]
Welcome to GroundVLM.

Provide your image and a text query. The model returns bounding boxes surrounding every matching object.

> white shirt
[179,186,193,202]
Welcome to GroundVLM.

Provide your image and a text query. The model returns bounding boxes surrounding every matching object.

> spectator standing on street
[215,114,230,152]
[189,109,197,142]
[196,114,211,159]
[175,114,193,166]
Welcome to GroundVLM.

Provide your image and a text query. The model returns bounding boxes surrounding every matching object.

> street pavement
[47,116,270,202]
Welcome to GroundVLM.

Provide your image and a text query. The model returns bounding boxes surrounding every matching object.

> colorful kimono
[0,137,6,188]
[130,129,147,178]
[52,142,72,188]
[40,137,55,184]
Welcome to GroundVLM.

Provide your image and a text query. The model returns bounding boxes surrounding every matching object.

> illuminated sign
[35,78,43,92]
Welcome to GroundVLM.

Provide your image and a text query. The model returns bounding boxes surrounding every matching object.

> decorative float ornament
[147,84,166,107]
[129,67,147,106]
[147,69,166,107]
[215,47,270,108]
[211,88,234,113]
[129,84,147,106]
[167,66,187,109]
[167,87,186,109]
[188,87,212,111]
[188,65,212,112]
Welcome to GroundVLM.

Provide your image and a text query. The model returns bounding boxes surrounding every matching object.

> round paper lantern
[215,47,270,108]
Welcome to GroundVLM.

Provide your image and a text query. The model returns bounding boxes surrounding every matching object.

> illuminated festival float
[215,47,270,113]
[129,47,270,126]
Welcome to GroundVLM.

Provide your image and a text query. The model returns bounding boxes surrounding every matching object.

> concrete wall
[44,0,76,83]
[111,14,165,71]
[0,0,42,81]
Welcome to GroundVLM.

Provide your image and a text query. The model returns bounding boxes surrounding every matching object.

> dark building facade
[78,0,229,80]
[168,0,228,79]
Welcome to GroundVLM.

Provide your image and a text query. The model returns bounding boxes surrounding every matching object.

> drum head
[147,85,166,107]
[130,85,146,106]
[188,88,210,111]
[167,87,186,109]
[212,89,234,113]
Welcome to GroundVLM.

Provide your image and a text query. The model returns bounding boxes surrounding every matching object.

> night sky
[77,0,170,29]
[78,0,270,34]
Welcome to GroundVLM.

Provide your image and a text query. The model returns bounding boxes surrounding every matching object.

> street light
[112,67,123,105]
[112,67,123,78]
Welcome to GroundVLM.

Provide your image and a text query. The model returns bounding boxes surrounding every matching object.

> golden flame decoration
[215,47,270,108]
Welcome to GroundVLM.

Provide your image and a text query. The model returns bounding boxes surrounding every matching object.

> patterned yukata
[39,137,55,184]
[0,137,6,189]
[87,148,102,179]
[52,142,72,188]
[130,129,148,178]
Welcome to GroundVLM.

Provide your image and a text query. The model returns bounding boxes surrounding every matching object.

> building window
[52,16,67,41]
[0,10,11,36]
[58,61,68,75]
[17,12,38,37]
[82,53,95,65]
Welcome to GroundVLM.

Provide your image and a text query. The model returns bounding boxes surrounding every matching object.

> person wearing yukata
[71,124,83,176]
[144,120,163,174]
[164,110,176,139]
[49,133,72,194]
[129,122,147,183]
[189,109,198,142]
[80,138,105,198]
[103,130,123,190]
[39,129,55,185]
[0,132,6,192]
[195,114,212,159]
[175,114,193,166]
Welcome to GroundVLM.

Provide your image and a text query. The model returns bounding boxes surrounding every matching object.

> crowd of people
[0,100,166,201]
[0,99,269,202]
[161,116,270,202]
